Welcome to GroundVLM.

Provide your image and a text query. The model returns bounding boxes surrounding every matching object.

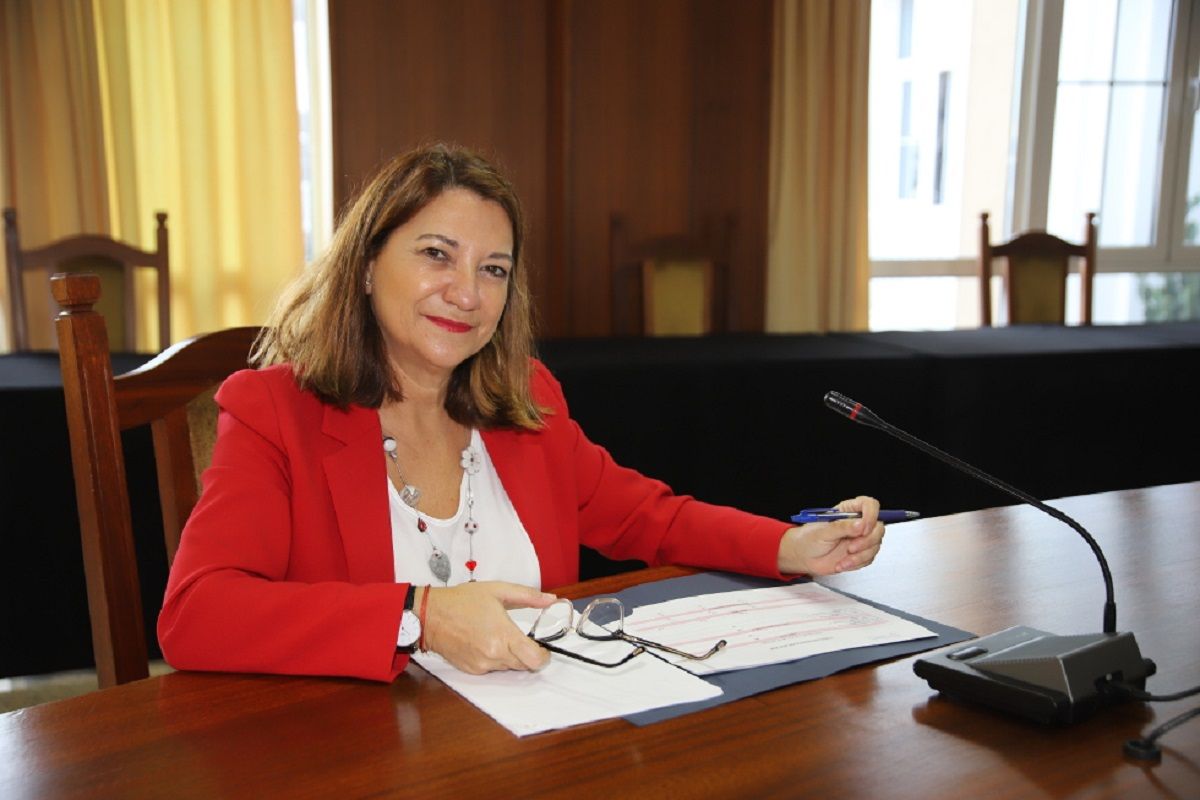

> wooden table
[2,483,1197,798]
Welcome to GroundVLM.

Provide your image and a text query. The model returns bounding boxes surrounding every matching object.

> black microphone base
[914,626,1156,725]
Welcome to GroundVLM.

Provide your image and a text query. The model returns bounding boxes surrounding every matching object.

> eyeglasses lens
[530,600,572,641]
[579,598,624,640]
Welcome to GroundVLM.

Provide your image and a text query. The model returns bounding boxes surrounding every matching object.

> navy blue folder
[576,571,974,726]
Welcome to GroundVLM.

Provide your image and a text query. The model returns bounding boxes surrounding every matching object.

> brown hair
[253,143,543,430]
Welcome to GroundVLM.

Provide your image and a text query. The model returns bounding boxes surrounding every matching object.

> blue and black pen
[791,508,921,524]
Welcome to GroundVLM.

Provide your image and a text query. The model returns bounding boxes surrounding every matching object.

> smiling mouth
[426,315,474,333]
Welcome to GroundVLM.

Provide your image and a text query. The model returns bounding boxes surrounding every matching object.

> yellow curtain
[0,0,303,351]
[0,0,112,350]
[766,0,871,333]
[96,0,304,342]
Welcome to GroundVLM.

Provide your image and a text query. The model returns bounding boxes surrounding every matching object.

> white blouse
[389,429,541,589]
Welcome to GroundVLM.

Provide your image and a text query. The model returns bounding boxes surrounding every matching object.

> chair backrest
[609,214,731,336]
[642,259,715,335]
[52,272,260,687]
[5,208,171,352]
[979,211,1097,326]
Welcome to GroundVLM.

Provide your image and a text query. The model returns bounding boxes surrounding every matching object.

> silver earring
[365,274,373,292]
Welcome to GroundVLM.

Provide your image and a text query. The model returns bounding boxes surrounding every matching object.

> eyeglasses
[528,597,726,668]
[528,598,643,668]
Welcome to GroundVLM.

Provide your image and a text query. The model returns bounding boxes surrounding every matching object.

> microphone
[824,390,1155,725]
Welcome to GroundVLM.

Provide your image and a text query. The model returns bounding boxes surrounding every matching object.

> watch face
[398,610,421,647]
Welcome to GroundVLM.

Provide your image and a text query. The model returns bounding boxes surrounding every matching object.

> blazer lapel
[322,403,394,583]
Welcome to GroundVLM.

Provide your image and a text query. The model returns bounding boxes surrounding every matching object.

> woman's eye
[483,264,510,279]
[422,247,448,260]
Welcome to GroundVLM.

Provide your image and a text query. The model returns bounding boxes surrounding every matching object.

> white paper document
[415,585,935,736]
[413,609,722,737]
[622,582,937,675]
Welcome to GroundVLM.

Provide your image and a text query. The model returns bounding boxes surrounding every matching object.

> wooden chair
[5,208,170,352]
[979,211,1097,326]
[609,214,731,336]
[53,272,260,687]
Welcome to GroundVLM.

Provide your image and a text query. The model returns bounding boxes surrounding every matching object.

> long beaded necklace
[382,434,481,584]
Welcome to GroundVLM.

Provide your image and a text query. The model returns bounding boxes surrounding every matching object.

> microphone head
[824,391,885,429]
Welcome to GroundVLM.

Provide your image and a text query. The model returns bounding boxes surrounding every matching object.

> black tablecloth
[3,322,1199,677]
[541,323,1200,519]
[0,352,160,677]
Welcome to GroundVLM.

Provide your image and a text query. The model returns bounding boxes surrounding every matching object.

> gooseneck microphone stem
[824,391,1117,634]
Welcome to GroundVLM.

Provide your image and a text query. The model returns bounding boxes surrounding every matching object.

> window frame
[870,0,1200,279]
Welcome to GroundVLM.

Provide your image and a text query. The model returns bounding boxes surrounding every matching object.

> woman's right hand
[419,582,558,674]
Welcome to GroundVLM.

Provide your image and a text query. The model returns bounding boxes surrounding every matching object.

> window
[899,81,918,199]
[868,0,977,263]
[1044,0,1172,248]
[899,0,915,58]
[933,70,951,205]
[869,0,1200,329]
[292,0,334,264]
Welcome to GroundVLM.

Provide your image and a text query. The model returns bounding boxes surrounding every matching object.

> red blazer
[158,361,789,681]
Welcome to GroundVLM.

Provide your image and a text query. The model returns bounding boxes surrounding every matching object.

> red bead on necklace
[383,432,482,585]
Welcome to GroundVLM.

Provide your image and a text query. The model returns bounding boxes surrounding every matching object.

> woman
[158,143,885,681]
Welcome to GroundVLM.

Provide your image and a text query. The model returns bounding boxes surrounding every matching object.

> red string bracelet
[417,585,431,653]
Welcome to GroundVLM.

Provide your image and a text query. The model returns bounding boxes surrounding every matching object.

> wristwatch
[396,585,421,654]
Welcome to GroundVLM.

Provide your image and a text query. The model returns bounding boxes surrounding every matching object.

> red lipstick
[426,315,473,333]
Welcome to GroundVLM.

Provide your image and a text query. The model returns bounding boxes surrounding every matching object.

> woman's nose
[443,264,481,310]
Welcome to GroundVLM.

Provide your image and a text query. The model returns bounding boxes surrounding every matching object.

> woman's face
[366,188,513,387]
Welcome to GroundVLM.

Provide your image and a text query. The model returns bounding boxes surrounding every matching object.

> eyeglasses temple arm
[531,636,645,668]
[620,633,727,661]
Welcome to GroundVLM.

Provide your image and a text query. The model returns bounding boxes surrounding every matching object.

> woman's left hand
[777,495,885,577]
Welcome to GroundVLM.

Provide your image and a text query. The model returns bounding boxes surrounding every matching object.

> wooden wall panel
[328,0,551,314]
[329,0,772,338]
[565,0,772,334]
[688,0,773,332]
[566,1,691,335]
